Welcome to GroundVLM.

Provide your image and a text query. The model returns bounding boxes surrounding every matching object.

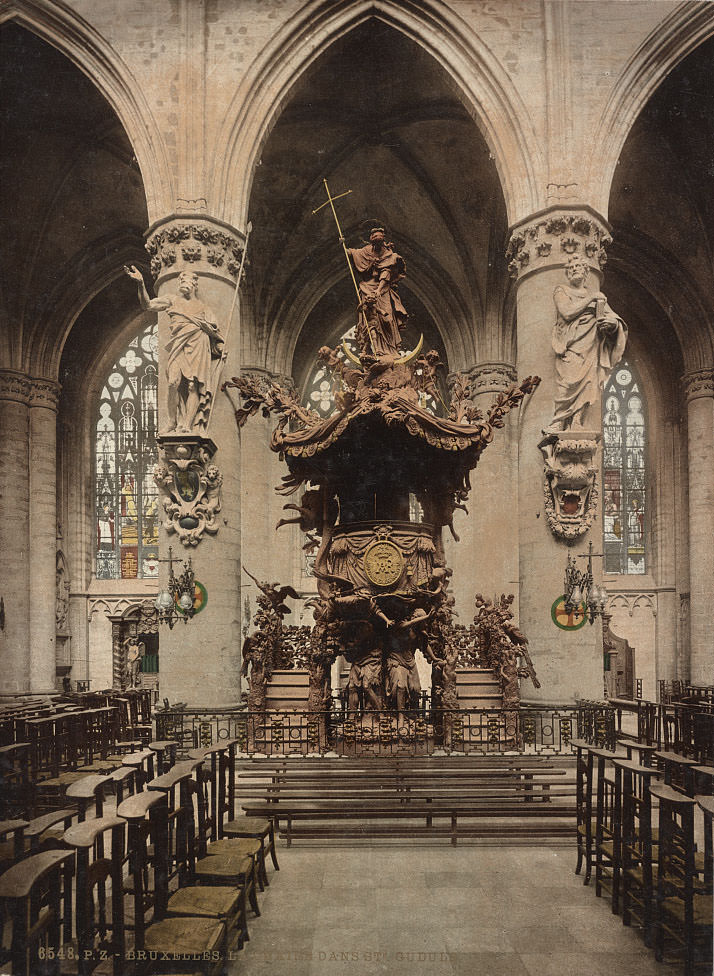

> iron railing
[155,702,615,758]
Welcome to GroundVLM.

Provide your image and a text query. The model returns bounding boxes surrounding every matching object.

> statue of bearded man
[348,227,408,358]
[549,255,627,431]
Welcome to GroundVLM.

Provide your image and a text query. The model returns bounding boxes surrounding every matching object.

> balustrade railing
[155,702,615,758]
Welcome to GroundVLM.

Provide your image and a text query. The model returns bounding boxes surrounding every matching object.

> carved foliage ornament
[154,435,222,546]
[506,210,612,280]
[145,220,245,280]
[682,367,714,403]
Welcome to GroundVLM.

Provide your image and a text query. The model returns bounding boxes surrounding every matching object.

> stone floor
[230,843,676,976]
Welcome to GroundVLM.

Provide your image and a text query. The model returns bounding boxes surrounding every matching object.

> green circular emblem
[551,595,587,631]
[176,580,208,616]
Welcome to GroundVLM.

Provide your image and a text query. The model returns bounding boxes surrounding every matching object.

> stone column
[445,362,518,620]
[682,368,714,684]
[238,372,299,620]
[29,378,61,693]
[653,412,679,686]
[145,216,247,707]
[0,370,32,695]
[508,207,614,704]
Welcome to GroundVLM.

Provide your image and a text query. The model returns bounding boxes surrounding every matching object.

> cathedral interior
[0,2,713,974]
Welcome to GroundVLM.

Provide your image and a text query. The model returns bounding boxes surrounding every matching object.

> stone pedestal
[146,215,246,707]
[683,368,714,684]
[509,207,614,704]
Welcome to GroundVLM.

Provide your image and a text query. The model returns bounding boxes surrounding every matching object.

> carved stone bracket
[154,434,222,546]
[539,430,600,539]
[506,206,612,281]
[145,215,245,281]
[682,367,714,403]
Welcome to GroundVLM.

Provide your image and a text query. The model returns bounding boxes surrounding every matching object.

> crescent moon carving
[342,341,362,365]
[396,334,424,364]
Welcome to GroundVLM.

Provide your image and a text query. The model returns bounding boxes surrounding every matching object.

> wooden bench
[242,797,576,846]
[235,755,575,844]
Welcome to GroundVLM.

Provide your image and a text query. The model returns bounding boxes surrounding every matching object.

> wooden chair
[24,809,76,854]
[651,782,712,974]
[619,740,658,768]
[190,744,270,891]
[109,765,138,806]
[572,738,596,884]
[593,748,621,909]
[65,773,114,822]
[616,758,662,946]
[120,749,156,790]
[220,738,279,882]
[655,749,698,796]
[0,743,32,818]
[116,789,225,974]
[145,761,247,954]
[62,815,126,974]
[0,820,29,872]
[169,756,260,918]
[106,698,143,759]
[0,848,75,976]
[148,740,178,776]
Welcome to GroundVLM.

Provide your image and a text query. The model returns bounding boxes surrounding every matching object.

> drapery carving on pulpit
[540,255,627,539]
[125,265,224,434]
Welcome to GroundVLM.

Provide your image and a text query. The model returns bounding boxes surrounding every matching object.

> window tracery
[602,361,646,574]
[95,323,159,579]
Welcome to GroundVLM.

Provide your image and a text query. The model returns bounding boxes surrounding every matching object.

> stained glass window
[602,361,646,574]
[95,323,159,579]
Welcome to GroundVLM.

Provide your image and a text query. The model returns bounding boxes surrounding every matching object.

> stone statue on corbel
[539,254,627,539]
[153,434,222,546]
[125,264,224,435]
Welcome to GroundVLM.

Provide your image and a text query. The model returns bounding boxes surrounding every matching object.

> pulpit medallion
[363,540,404,587]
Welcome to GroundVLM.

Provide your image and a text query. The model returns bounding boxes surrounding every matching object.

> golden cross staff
[312,178,377,355]
[206,220,252,429]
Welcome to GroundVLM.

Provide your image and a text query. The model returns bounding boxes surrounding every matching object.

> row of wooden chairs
[0,736,280,975]
[0,691,160,820]
[573,737,713,974]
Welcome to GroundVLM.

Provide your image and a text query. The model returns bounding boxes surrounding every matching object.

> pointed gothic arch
[0,0,173,221]
[585,2,714,217]
[211,0,541,229]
